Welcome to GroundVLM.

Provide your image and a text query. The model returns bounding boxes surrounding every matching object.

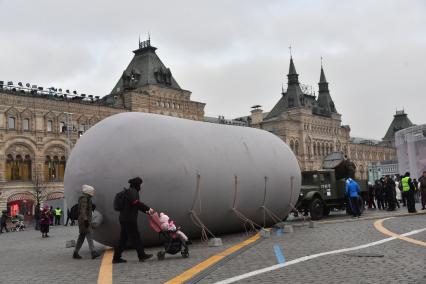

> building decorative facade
[0,39,205,215]
[249,57,397,179]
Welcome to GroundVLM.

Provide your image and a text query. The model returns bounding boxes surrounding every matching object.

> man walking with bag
[112,177,154,264]
[72,184,100,259]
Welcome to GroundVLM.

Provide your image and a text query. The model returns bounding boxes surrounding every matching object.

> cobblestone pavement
[0,208,425,284]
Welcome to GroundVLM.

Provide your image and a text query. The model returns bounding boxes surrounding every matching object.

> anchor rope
[261,176,283,225]
[189,173,216,242]
[232,175,262,233]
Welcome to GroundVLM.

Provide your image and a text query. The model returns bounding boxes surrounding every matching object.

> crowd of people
[367,171,426,213]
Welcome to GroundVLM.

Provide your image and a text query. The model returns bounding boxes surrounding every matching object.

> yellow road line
[165,233,261,284]
[98,249,113,284]
[374,217,426,247]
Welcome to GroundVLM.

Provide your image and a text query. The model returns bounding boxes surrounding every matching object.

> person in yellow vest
[54,207,62,225]
[401,172,417,213]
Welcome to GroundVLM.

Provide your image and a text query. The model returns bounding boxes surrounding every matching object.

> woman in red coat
[40,204,51,238]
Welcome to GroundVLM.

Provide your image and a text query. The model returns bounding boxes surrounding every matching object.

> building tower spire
[287,56,299,85]
[317,61,336,113]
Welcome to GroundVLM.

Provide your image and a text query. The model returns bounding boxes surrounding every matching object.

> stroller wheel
[157,251,165,260]
[181,251,189,258]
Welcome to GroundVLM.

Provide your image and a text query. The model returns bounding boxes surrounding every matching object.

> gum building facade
[0,39,205,215]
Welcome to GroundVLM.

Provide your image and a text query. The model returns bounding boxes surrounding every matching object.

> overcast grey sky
[0,0,425,139]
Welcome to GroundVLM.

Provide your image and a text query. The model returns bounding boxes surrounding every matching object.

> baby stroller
[148,212,189,260]
[10,216,25,232]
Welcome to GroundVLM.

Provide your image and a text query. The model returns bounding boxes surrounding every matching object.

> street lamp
[63,112,74,158]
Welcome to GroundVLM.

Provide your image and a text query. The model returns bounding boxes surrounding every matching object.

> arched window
[44,154,65,181]
[306,142,311,157]
[5,154,32,181]
[8,117,16,129]
[23,155,32,180]
[22,118,30,131]
[44,156,51,181]
[290,140,295,152]
[313,142,317,156]
[322,144,325,156]
[326,144,329,155]
[47,120,53,132]
[295,141,299,155]
[60,122,66,133]
[5,154,13,181]
[58,156,66,181]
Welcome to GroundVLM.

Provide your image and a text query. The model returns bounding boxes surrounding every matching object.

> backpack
[70,204,79,220]
[113,188,128,211]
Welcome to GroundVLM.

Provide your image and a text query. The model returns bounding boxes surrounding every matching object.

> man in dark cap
[112,177,154,264]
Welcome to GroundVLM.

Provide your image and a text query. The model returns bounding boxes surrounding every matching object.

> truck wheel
[323,207,331,216]
[310,198,324,220]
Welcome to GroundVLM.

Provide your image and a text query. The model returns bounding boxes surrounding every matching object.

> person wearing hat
[40,204,52,238]
[73,184,101,259]
[112,177,154,264]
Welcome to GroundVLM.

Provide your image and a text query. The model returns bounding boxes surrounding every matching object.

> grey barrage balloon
[64,112,301,247]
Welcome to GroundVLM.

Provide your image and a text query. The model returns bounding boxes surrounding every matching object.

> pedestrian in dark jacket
[374,180,385,210]
[64,208,71,226]
[401,172,417,213]
[112,177,154,264]
[384,176,396,211]
[0,210,9,233]
[73,185,100,259]
[34,204,41,230]
[367,183,376,209]
[40,204,51,238]
[49,206,54,226]
[419,171,426,210]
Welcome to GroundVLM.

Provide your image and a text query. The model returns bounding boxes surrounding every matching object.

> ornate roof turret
[287,57,299,85]
[316,64,336,114]
[110,38,182,94]
[265,57,305,120]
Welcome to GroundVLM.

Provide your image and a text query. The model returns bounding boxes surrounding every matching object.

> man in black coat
[112,177,154,264]
[374,180,385,210]
[384,176,396,211]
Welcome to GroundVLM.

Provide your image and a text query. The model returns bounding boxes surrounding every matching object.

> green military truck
[292,152,368,220]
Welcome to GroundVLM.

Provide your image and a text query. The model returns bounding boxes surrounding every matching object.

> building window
[290,140,295,152]
[23,118,30,131]
[60,122,66,133]
[6,154,32,181]
[47,120,53,132]
[44,155,65,181]
[8,117,16,129]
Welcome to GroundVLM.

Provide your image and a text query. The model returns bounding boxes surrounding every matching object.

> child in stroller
[10,214,25,232]
[148,212,189,260]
